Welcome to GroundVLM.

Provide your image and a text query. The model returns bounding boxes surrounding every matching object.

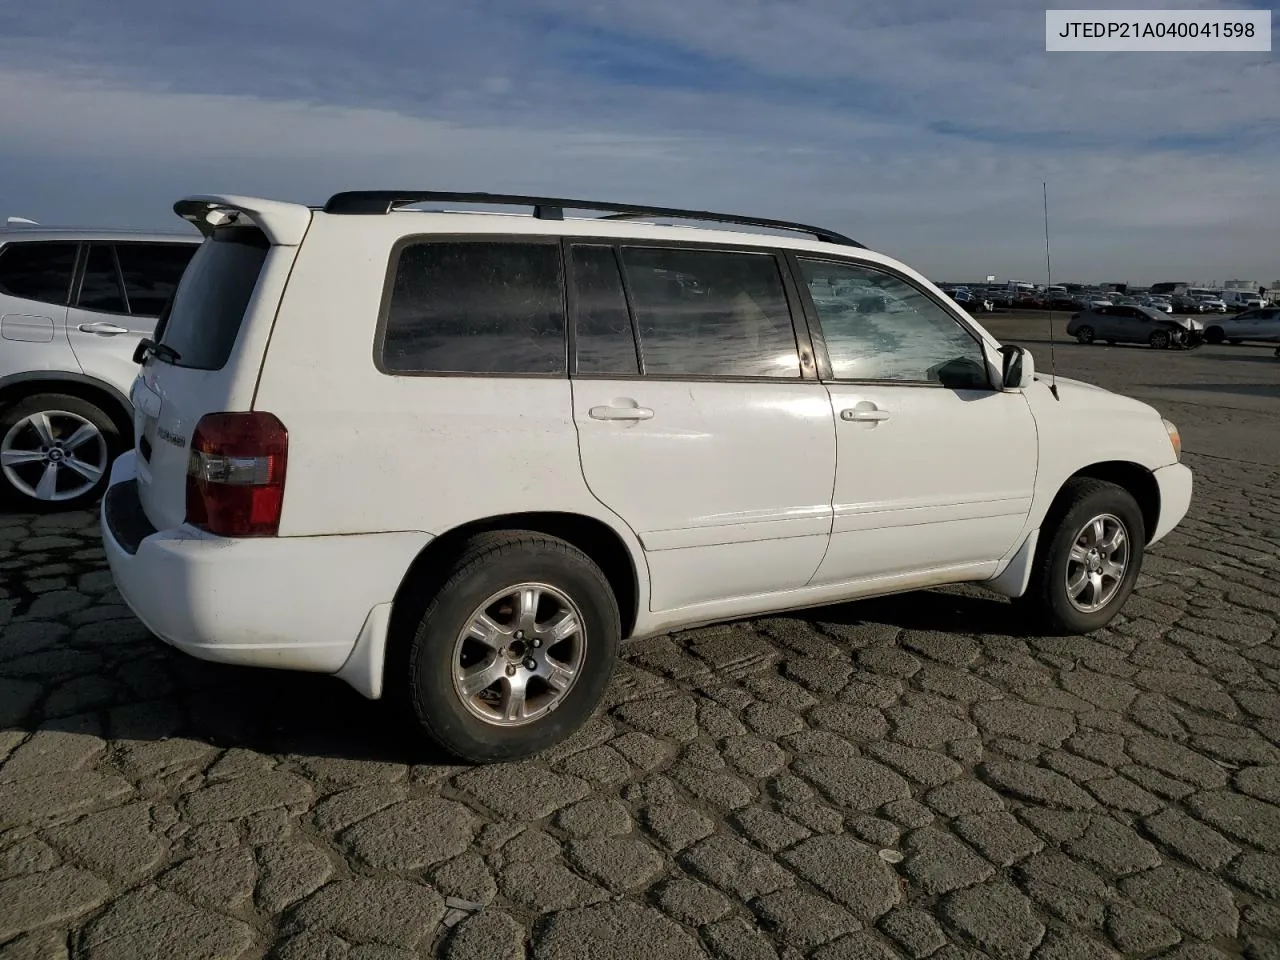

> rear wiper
[132,339,182,365]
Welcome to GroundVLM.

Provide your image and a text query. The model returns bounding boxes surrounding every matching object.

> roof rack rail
[321,191,863,248]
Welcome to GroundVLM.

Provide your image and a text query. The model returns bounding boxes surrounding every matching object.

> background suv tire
[0,392,121,511]
[403,531,620,763]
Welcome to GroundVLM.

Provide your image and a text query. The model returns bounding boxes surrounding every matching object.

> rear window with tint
[156,227,269,370]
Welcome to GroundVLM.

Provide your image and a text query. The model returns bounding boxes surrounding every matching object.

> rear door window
[0,241,78,305]
[155,226,269,370]
[380,240,565,375]
[117,242,197,317]
[77,244,128,314]
[617,246,800,378]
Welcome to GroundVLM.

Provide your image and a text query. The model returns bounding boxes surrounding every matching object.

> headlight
[1162,418,1181,461]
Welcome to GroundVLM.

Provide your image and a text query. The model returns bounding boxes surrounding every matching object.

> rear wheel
[402,532,620,763]
[1017,478,1145,634]
[1204,326,1225,344]
[0,393,120,511]
[1149,330,1171,349]
[1074,326,1095,344]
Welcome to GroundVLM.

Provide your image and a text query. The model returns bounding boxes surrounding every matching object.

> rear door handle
[589,402,654,421]
[78,321,130,336]
[841,403,890,423]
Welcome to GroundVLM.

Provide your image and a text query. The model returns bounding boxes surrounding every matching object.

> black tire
[1075,326,1095,344]
[1149,330,1171,349]
[0,393,122,512]
[1017,478,1146,635]
[1204,326,1224,344]
[403,532,620,763]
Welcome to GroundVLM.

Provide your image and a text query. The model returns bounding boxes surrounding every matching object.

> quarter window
[618,246,800,378]
[798,258,991,389]
[382,241,565,375]
[0,242,78,305]
[78,244,127,314]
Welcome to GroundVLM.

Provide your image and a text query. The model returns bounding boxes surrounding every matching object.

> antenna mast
[1043,182,1060,400]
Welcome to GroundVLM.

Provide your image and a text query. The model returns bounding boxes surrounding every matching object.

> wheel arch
[384,510,644,692]
[0,372,133,438]
[1051,461,1160,545]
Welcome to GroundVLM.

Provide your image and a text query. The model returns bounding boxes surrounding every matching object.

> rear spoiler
[174,195,312,246]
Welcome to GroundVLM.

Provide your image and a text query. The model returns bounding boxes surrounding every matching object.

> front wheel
[1204,327,1225,344]
[1017,479,1145,634]
[1149,330,1171,349]
[1074,326,1095,344]
[403,532,620,763]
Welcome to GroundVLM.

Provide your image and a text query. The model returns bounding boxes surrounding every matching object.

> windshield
[154,225,269,370]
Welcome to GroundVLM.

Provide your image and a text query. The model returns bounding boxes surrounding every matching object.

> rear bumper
[1150,461,1193,545]
[101,451,431,691]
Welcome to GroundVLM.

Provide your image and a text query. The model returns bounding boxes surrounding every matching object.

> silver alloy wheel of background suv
[0,409,108,502]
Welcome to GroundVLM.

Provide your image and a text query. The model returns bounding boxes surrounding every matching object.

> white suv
[101,192,1193,763]
[0,227,199,508]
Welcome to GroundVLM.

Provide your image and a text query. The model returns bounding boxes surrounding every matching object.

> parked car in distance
[100,190,1193,763]
[0,227,200,508]
[1067,304,1202,349]
[1202,307,1280,345]
[1170,295,1204,314]
[1195,296,1227,314]
[1222,291,1267,311]
[1139,297,1174,314]
[945,286,995,313]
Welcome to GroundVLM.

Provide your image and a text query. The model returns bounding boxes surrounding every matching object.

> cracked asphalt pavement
[1,330,1278,959]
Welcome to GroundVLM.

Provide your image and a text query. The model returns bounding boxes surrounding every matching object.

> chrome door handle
[841,404,890,422]
[78,321,129,335]
[589,404,654,421]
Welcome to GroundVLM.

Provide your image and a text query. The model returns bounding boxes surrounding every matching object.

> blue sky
[0,0,1276,283]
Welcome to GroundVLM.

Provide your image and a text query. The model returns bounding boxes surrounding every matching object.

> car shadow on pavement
[2,642,467,767]
[805,585,1037,637]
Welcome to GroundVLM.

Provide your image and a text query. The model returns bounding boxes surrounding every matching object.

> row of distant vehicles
[940,284,1279,354]
[940,283,1270,316]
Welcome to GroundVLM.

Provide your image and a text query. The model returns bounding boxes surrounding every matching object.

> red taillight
[186,412,288,537]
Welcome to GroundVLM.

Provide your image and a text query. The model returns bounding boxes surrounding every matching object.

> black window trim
[73,242,132,317]
[564,236,819,384]
[784,250,998,391]
[562,240,645,377]
[373,233,570,379]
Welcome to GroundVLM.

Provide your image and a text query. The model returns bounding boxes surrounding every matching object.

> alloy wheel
[0,410,108,502]
[451,582,586,726]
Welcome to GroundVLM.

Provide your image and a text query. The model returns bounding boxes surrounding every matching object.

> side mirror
[1000,344,1034,390]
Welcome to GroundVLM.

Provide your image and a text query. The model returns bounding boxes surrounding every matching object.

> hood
[1036,375,1161,418]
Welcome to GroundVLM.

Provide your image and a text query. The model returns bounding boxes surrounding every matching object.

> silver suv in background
[0,227,199,509]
